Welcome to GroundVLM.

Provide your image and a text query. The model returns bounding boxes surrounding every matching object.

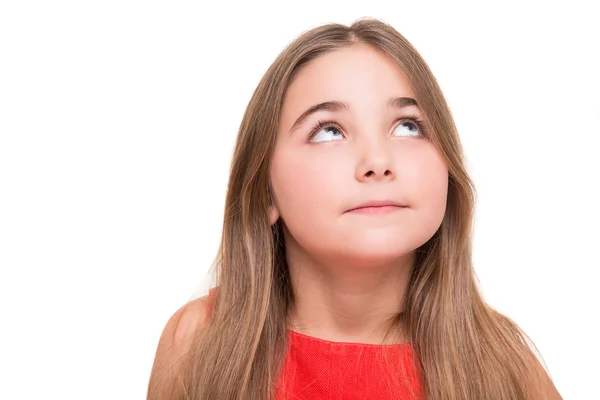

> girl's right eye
[308,120,345,143]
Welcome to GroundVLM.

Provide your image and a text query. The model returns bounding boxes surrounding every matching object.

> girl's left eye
[392,116,426,138]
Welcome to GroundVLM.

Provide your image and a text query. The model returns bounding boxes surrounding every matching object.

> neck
[284,235,414,345]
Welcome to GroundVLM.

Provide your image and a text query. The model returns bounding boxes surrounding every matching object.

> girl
[147,17,562,400]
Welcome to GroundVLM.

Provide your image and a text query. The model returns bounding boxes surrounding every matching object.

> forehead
[282,44,414,116]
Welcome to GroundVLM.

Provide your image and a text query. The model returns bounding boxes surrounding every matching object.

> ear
[268,204,280,226]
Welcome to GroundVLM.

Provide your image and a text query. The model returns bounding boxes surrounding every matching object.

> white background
[1,1,598,399]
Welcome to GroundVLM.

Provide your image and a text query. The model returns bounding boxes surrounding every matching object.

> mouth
[346,200,407,214]
[347,205,407,215]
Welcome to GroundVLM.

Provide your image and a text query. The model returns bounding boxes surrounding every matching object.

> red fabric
[207,288,423,399]
[274,330,423,400]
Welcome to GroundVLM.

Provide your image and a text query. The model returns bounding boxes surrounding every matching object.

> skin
[268,44,449,344]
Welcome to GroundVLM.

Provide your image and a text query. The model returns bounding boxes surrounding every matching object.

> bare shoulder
[171,296,210,341]
[159,295,210,354]
[147,296,210,399]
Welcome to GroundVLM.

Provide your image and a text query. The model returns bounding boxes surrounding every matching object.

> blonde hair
[148,17,556,400]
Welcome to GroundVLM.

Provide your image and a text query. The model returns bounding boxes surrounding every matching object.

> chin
[334,245,411,268]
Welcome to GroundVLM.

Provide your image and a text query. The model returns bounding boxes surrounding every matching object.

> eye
[308,120,345,143]
[392,115,427,138]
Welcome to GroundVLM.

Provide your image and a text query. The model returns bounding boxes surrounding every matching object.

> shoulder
[161,295,211,350]
[147,296,211,399]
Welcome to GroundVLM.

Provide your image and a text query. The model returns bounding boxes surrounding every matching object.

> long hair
[150,17,554,399]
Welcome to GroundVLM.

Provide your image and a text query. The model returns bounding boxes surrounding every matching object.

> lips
[347,200,407,212]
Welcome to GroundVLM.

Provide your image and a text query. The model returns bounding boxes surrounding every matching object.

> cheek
[270,147,347,248]
[406,148,449,230]
[271,147,345,216]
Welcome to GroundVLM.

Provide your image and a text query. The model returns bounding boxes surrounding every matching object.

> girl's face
[270,44,448,268]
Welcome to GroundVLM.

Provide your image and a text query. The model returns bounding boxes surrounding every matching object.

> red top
[206,288,423,400]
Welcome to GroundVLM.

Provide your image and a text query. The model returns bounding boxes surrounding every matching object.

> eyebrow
[288,96,419,134]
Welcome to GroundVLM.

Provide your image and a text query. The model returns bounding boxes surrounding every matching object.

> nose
[355,136,395,182]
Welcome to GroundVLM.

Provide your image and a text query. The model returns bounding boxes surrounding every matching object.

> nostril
[364,169,392,177]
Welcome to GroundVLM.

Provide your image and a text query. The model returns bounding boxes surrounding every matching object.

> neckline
[287,328,413,348]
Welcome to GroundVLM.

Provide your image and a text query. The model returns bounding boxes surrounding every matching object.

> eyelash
[307,114,429,141]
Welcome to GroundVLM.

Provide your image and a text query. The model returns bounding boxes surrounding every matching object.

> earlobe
[268,205,280,226]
